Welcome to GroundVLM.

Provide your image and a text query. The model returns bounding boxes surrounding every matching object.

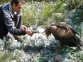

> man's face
[12,2,23,13]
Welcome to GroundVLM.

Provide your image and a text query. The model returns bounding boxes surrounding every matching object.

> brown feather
[45,22,82,50]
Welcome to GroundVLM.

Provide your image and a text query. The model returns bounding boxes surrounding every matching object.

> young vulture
[45,22,82,50]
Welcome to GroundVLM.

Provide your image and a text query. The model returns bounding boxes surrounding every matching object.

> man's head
[11,0,24,13]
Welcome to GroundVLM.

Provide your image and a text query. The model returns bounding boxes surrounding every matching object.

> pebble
[55,55,62,61]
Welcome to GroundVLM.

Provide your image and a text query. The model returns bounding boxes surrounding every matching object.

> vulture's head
[45,26,51,37]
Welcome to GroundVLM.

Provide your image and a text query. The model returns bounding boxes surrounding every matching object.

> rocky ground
[0,26,83,62]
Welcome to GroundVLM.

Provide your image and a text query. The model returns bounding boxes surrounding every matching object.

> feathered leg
[58,40,64,50]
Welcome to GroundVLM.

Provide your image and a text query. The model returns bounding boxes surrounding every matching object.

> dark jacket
[0,2,26,39]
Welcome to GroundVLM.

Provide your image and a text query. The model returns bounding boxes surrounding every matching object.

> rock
[55,55,62,61]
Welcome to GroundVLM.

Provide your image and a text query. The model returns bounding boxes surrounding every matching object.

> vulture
[45,22,83,50]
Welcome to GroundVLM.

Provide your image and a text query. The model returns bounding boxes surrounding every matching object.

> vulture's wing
[51,22,78,34]
[49,22,83,48]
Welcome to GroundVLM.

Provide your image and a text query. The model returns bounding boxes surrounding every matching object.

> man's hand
[22,25,34,36]
[22,25,27,30]
[26,30,34,36]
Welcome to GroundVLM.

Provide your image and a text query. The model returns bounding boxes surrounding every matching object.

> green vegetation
[0,0,83,61]
[0,51,21,62]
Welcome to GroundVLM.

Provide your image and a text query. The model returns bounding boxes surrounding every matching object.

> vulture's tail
[74,35,83,47]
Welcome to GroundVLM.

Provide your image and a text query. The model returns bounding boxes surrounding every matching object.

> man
[0,0,34,40]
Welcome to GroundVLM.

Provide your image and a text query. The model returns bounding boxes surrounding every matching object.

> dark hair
[11,0,24,6]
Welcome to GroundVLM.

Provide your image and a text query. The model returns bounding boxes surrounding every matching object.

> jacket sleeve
[2,9,26,35]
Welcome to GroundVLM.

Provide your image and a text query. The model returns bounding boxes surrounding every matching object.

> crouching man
[0,0,34,41]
